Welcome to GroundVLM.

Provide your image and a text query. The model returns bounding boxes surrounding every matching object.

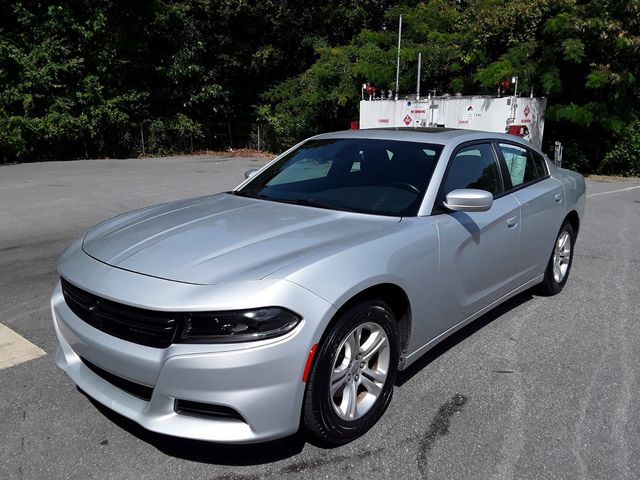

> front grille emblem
[90,301,103,328]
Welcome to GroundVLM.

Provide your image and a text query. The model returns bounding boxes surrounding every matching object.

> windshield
[237,138,443,216]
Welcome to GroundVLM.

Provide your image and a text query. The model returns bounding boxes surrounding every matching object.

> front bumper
[52,264,335,443]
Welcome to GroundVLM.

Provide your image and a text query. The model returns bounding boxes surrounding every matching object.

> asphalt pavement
[1,156,639,480]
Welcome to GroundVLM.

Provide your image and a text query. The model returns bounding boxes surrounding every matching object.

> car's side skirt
[401,274,544,370]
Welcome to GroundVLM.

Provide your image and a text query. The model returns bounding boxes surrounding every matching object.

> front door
[434,142,521,327]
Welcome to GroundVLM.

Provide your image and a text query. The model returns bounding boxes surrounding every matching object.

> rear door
[495,142,566,281]
[434,142,521,325]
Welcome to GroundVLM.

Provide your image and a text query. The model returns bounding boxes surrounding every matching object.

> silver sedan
[52,128,586,445]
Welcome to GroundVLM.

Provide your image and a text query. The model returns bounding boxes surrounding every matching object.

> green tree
[0,0,389,162]
[2,0,639,174]
[473,0,640,172]
[262,0,640,174]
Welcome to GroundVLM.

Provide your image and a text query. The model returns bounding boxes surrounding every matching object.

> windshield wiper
[232,191,352,212]
[284,198,317,207]
[230,190,264,199]
[275,197,353,212]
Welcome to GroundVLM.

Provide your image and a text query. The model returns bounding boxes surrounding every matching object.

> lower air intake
[174,399,245,422]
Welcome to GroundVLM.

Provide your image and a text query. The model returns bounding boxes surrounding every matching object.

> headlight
[177,307,301,343]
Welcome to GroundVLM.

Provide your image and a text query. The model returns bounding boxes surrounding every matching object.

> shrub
[147,114,203,156]
[600,121,640,177]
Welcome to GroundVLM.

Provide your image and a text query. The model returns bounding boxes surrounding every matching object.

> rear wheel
[537,221,575,296]
[303,300,398,445]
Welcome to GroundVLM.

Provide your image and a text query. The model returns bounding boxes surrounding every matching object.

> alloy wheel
[329,322,390,421]
[553,230,571,283]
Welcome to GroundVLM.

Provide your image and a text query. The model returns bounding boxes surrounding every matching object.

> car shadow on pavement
[79,389,306,465]
[396,290,534,386]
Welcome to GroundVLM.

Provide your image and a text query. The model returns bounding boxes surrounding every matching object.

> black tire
[303,300,399,446]
[537,221,576,296]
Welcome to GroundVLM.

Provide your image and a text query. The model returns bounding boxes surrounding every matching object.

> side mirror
[244,168,260,179]
[443,189,493,212]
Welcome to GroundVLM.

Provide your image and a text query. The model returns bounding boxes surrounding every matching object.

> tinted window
[268,157,333,185]
[499,143,545,187]
[238,138,443,216]
[531,151,548,177]
[443,144,502,196]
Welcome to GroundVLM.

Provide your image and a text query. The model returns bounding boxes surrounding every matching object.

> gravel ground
[1,156,639,480]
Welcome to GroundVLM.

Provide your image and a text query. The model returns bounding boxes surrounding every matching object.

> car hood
[82,193,399,285]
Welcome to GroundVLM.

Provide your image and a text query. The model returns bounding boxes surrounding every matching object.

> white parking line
[0,323,46,370]
[587,185,640,198]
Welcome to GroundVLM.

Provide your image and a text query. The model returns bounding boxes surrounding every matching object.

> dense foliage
[0,0,388,161]
[261,0,640,173]
[1,0,639,174]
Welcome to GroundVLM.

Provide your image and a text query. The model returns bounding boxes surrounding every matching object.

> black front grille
[80,356,153,401]
[61,278,179,348]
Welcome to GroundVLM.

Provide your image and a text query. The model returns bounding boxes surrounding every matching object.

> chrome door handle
[554,193,563,203]
[507,216,519,228]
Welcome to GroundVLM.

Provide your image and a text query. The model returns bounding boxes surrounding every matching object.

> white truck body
[359,95,547,148]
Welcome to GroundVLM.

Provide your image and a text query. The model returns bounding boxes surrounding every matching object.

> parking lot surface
[1,156,639,480]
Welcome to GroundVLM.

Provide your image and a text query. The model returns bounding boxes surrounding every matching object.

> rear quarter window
[531,151,548,177]
[498,143,546,188]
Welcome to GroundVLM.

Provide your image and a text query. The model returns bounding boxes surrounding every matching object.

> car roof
[312,127,538,150]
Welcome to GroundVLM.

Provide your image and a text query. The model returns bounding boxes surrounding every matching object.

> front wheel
[303,300,399,445]
[537,221,575,296]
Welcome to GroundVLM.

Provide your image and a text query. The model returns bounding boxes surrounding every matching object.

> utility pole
[140,123,145,156]
[395,14,402,101]
[510,76,519,123]
[140,119,151,156]
[416,52,422,101]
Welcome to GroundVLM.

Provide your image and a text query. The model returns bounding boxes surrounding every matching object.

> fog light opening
[174,399,246,423]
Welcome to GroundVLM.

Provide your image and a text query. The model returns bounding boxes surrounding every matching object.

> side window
[498,143,545,187]
[443,143,502,197]
[531,151,548,177]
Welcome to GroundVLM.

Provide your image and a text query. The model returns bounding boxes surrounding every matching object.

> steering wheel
[390,182,420,194]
